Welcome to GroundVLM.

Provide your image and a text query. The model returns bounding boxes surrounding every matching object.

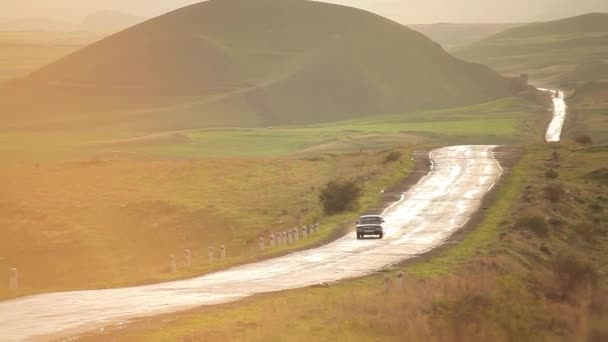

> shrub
[544,184,565,203]
[576,223,605,242]
[319,179,362,215]
[516,215,549,237]
[553,254,597,299]
[574,134,593,145]
[384,151,403,164]
[545,169,559,179]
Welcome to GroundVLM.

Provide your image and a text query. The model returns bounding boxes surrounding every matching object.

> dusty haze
[2,0,608,24]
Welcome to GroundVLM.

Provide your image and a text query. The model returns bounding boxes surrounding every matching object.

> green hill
[410,23,523,51]
[2,0,515,131]
[455,13,608,86]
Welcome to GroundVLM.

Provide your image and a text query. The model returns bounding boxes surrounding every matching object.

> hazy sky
[2,0,608,24]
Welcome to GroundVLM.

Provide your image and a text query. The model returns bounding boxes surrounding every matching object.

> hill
[0,31,99,82]
[455,13,608,86]
[410,23,523,51]
[80,11,145,34]
[1,0,516,131]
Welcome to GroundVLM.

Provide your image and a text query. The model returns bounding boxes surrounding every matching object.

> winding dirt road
[0,145,503,341]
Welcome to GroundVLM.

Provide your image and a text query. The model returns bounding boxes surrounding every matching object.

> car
[356,215,385,239]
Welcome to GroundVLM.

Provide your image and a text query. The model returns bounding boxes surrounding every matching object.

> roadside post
[184,249,192,268]
[293,228,299,242]
[220,245,226,259]
[208,247,215,262]
[259,237,265,251]
[301,226,308,240]
[8,268,18,290]
[169,255,177,273]
[269,234,275,248]
[395,272,404,289]
[276,232,283,247]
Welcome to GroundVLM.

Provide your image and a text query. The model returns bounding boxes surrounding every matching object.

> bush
[516,215,549,237]
[319,179,362,215]
[544,184,565,203]
[574,134,593,145]
[545,169,559,179]
[576,223,605,242]
[384,151,402,164]
[553,254,597,298]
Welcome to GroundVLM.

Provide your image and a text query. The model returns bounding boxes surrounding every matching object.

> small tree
[517,214,549,237]
[544,184,565,203]
[545,169,559,179]
[319,179,362,215]
[384,151,402,164]
[553,254,597,299]
[574,135,593,146]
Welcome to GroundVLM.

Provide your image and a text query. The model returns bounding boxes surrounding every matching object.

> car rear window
[360,217,382,224]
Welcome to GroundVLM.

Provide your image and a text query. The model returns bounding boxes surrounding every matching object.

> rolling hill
[1,0,516,131]
[410,23,523,51]
[455,13,608,86]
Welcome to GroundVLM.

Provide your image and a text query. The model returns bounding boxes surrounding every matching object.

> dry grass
[0,151,409,299]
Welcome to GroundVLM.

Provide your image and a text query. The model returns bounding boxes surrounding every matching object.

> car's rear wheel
[379,233,384,239]
[357,234,362,240]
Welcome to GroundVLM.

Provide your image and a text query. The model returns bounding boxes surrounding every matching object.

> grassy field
[86,137,608,342]
[0,94,548,162]
[0,151,412,300]
[0,92,549,301]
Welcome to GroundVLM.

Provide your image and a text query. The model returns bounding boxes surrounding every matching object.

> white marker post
[283,231,288,245]
[269,234,275,248]
[276,233,283,247]
[384,275,392,292]
[259,237,265,252]
[208,247,215,263]
[8,268,18,290]
[395,272,404,289]
[293,228,299,242]
[287,231,293,244]
[301,226,308,240]
[220,245,226,259]
[169,255,177,273]
[184,249,192,268]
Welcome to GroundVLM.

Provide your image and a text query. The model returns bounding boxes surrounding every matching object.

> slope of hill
[0,31,99,82]
[1,0,515,131]
[455,13,608,86]
[410,23,523,51]
[80,11,145,33]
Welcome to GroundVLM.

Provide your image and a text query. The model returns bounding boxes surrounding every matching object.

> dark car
[356,215,385,239]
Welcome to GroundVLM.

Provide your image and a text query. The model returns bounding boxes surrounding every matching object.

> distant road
[0,145,503,341]
[538,88,567,142]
